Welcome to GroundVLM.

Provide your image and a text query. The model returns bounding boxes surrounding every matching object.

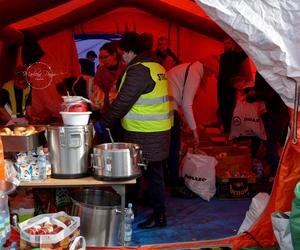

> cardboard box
[216,176,257,199]
[199,145,251,176]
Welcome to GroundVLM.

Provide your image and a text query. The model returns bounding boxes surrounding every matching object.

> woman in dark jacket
[96,32,172,229]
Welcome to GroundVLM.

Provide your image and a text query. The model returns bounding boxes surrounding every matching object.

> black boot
[137,212,167,229]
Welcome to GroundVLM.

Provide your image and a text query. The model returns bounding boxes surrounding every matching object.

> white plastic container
[60,112,92,126]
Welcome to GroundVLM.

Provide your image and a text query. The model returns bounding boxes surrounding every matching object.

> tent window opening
[74,33,122,76]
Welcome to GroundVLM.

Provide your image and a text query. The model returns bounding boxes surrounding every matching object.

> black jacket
[100,51,171,162]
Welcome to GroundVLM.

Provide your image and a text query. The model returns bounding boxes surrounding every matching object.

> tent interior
[1,0,299,249]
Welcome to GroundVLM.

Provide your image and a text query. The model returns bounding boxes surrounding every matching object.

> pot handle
[138,157,148,170]
[91,153,104,170]
[69,236,86,250]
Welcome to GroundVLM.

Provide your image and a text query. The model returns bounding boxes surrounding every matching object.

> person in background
[156,36,180,71]
[94,32,172,229]
[92,42,127,114]
[166,60,210,198]
[141,32,154,51]
[56,76,89,99]
[217,36,251,133]
[230,76,266,160]
[246,73,290,182]
[79,50,97,76]
[0,65,32,125]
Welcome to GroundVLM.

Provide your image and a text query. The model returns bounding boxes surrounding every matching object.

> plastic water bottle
[0,212,5,247]
[37,151,47,181]
[124,203,134,244]
[43,147,51,177]
[252,159,263,180]
[0,194,10,245]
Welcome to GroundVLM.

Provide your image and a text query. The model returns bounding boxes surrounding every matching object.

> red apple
[68,103,88,112]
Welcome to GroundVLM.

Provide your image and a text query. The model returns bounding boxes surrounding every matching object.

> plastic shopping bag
[229,100,267,140]
[238,192,270,234]
[271,211,293,250]
[182,153,217,201]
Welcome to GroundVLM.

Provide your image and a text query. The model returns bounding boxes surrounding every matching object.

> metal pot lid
[0,180,16,195]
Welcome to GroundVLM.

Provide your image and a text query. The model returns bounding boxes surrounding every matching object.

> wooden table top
[18,176,136,187]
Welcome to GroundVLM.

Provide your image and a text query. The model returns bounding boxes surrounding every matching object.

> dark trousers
[218,88,236,133]
[144,161,166,214]
[266,112,289,177]
[167,110,182,187]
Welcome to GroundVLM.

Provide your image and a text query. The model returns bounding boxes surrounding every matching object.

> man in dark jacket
[95,32,172,229]
[217,36,250,133]
[246,73,290,181]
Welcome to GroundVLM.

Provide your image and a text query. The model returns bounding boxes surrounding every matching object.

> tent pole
[292,77,300,144]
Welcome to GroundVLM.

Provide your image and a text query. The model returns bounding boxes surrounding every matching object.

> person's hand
[192,129,199,148]
[11,117,29,126]
[94,121,106,135]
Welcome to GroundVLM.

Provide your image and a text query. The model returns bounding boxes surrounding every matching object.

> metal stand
[18,177,136,247]
[293,77,300,144]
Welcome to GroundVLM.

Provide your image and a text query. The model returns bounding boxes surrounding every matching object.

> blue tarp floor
[129,189,251,246]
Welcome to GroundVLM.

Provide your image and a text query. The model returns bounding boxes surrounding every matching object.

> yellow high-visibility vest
[118,62,173,132]
[2,80,31,116]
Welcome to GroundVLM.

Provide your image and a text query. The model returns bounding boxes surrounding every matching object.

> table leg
[111,185,125,246]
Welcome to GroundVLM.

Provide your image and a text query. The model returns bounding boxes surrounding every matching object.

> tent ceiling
[0,0,72,28]
[0,0,225,45]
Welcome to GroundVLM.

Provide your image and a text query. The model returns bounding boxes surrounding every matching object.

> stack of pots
[48,96,93,178]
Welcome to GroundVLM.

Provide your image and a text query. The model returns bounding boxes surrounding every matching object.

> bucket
[70,189,121,247]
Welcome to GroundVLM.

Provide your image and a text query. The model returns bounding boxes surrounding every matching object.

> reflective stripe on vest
[118,62,173,132]
[2,80,31,115]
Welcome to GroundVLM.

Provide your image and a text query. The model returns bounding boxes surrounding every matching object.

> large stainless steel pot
[92,143,143,181]
[70,189,121,247]
[48,124,93,178]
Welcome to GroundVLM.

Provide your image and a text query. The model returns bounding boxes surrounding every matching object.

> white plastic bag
[230,100,267,140]
[271,211,293,250]
[182,153,217,201]
[238,192,270,234]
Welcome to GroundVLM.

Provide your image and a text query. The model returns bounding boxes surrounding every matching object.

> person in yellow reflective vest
[95,32,173,229]
[0,65,32,125]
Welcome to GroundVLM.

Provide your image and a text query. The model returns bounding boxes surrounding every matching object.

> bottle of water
[0,211,5,247]
[124,203,134,244]
[0,194,10,245]
[43,147,51,177]
[252,159,263,180]
[37,151,47,182]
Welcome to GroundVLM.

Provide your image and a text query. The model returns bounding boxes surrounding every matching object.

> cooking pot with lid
[92,143,143,181]
[48,124,93,178]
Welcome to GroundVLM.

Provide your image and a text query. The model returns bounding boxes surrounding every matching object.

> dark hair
[100,42,117,55]
[119,32,145,54]
[14,65,27,76]
[230,76,245,87]
[141,32,154,51]
[86,50,97,58]
[158,36,167,42]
